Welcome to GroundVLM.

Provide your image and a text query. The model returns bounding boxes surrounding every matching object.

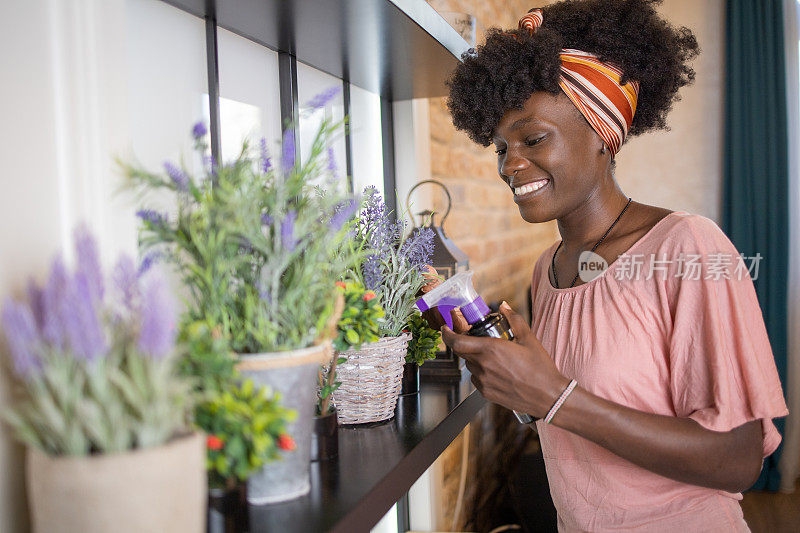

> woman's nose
[500,152,531,179]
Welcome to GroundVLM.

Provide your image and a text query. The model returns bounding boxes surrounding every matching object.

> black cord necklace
[551,197,632,289]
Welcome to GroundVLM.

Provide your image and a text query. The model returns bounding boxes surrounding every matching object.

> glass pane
[296,61,347,188]
[124,0,208,172]
[348,84,384,197]
[217,27,282,163]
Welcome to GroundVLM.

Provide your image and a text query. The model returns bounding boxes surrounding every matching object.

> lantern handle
[406,179,452,228]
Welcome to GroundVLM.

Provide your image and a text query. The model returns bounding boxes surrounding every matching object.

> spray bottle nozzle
[415,271,490,327]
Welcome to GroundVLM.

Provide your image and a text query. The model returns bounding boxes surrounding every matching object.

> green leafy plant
[1,228,192,456]
[194,379,295,489]
[332,281,383,352]
[178,319,237,394]
[123,109,359,356]
[405,311,441,365]
[317,281,384,415]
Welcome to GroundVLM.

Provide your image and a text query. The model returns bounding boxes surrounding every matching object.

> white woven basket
[333,333,410,424]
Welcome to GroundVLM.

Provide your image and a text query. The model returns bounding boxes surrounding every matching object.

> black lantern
[406,180,469,381]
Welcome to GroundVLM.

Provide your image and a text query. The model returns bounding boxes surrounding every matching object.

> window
[124,0,208,171]
[217,28,282,163]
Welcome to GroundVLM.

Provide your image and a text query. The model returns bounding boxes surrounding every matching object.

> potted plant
[196,378,294,530]
[332,187,435,424]
[402,311,441,395]
[123,91,359,503]
[313,280,383,459]
[1,228,204,533]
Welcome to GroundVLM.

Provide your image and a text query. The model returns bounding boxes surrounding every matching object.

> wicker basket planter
[333,333,411,424]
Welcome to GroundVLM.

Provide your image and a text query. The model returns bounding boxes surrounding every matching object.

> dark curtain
[724,0,789,491]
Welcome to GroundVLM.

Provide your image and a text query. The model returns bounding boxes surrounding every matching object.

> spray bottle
[416,271,535,424]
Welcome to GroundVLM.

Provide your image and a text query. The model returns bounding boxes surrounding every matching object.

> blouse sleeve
[666,216,788,457]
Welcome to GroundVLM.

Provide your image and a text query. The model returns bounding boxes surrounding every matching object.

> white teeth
[514,180,548,196]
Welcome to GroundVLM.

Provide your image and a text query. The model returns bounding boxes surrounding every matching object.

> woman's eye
[494,147,506,155]
[525,136,545,147]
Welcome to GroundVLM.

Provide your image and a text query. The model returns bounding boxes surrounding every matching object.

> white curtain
[779,0,800,494]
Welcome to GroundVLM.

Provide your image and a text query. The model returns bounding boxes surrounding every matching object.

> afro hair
[445,0,700,147]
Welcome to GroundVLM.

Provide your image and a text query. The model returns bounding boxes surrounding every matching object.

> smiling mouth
[512,178,550,199]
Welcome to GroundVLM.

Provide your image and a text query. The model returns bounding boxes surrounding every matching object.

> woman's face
[492,91,607,223]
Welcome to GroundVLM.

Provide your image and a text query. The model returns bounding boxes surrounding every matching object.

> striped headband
[518,9,639,156]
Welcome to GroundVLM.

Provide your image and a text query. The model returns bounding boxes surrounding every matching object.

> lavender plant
[1,228,192,456]
[123,96,360,355]
[350,187,435,336]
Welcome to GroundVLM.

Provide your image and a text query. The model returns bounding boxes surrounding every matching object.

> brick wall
[426,0,559,316]
[420,3,558,531]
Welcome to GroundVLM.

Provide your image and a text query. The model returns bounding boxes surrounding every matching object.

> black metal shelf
[214,381,486,532]
[164,0,470,101]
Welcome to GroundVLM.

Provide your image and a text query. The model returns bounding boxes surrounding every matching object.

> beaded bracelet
[544,379,578,424]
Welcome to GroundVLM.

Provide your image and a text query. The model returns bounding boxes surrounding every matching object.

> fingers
[421,266,442,293]
[499,301,533,345]
[440,326,493,359]
[449,307,471,334]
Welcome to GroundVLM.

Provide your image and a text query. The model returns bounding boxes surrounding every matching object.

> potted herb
[124,91,359,503]
[332,187,435,424]
[1,228,203,533]
[402,311,441,394]
[313,281,383,459]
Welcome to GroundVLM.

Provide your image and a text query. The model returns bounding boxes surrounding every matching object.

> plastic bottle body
[466,314,535,424]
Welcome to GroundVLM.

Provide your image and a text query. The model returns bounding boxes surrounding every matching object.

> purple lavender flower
[204,154,216,172]
[304,86,341,110]
[136,209,167,227]
[113,254,138,311]
[27,280,44,332]
[63,273,107,362]
[329,199,357,234]
[326,147,338,179]
[163,161,189,191]
[359,186,402,255]
[399,227,435,271]
[137,269,177,359]
[1,298,41,379]
[261,213,274,225]
[362,255,384,292]
[281,210,298,251]
[192,121,208,140]
[41,256,69,349]
[281,130,296,175]
[260,138,272,174]
[74,226,104,303]
[138,251,161,276]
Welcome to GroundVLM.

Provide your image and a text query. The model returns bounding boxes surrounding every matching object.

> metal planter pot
[236,342,331,505]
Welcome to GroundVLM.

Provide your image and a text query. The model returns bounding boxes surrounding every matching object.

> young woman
[439,1,788,530]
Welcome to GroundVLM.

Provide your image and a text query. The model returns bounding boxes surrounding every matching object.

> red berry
[277,433,296,451]
[206,435,224,451]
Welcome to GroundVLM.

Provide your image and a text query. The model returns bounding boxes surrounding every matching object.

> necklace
[551,197,632,289]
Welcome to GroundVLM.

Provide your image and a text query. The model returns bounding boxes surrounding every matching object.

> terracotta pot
[310,408,338,461]
[26,432,205,533]
[236,341,332,505]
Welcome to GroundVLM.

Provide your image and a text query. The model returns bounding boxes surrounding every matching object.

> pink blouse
[530,212,788,532]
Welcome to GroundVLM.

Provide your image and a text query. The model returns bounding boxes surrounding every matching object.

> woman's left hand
[441,302,569,418]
